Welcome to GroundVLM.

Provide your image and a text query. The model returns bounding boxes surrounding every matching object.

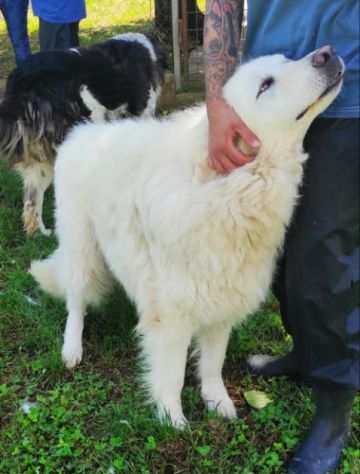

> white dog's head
[223,46,344,145]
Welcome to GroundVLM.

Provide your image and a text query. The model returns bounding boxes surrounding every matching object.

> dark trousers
[0,0,31,64]
[273,118,360,390]
[39,18,79,51]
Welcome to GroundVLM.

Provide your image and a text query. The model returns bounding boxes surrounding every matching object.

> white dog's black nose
[312,45,336,67]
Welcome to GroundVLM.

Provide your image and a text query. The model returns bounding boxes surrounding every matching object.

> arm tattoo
[204,0,244,100]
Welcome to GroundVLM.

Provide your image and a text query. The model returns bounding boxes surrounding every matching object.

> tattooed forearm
[204,0,244,100]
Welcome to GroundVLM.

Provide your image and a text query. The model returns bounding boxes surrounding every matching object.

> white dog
[30,47,344,428]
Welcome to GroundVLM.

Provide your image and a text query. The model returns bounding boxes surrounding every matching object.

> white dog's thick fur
[31,51,343,427]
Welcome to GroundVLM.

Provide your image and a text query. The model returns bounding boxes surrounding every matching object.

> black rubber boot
[287,384,356,474]
[246,350,300,377]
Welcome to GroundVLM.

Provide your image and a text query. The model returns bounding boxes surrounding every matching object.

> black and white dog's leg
[196,322,237,419]
[142,85,162,117]
[16,161,54,236]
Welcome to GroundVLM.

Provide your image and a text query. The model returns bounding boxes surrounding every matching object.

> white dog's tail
[30,251,64,299]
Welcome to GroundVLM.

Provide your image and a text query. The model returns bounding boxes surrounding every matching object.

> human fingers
[217,153,239,174]
[234,121,261,151]
[209,150,238,174]
[226,138,256,168]
[209,152,226,174]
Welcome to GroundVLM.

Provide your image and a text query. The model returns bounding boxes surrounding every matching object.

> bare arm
[204,0,243,100]
[204,0,260,173]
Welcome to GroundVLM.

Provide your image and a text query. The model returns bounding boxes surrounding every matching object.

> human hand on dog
[207,98,260,174]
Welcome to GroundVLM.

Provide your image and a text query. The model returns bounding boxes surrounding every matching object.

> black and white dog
[0,33,166,236]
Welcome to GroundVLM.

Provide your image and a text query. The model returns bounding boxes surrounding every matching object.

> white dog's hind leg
[56,207,111,369]
[196,322,237,419]
[138,318,192,429]
[30,249,64,298]
[61,244,111,369]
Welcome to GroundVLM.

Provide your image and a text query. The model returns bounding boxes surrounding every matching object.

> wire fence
[180,0,248,88]
[151,0,247,90]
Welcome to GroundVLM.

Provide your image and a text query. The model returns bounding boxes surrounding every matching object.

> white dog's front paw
[62,341,83,369]
[169,414,189,430]
[157,402,189,430]
[202,383,237,419]
[206,396,237,419]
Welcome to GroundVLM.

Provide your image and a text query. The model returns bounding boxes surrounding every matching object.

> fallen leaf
[244,390,273,410]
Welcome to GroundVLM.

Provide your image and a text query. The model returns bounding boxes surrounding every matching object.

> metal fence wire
[150,0,206,88]
[100,1,247,90]
[178,0,248,88]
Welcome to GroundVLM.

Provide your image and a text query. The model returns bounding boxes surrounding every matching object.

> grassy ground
[0,172,359,473]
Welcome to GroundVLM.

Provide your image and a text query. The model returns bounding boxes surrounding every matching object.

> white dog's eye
[256,77,275,99]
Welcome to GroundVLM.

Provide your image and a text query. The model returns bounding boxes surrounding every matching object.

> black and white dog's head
[75,32,167,121]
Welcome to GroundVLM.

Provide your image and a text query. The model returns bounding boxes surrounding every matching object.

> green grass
[0,162,359,473]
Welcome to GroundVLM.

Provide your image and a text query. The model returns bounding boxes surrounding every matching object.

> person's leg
[284,118,359,473]
[2,0,30,64]
[39,19,79,51]
[248,119,360,384]
[38,18,60,51]
[248,118,359,473]
[284,118,359,390]
[39,19,80,51]
[288,384,356,474]
[68,22,79,47]
[54,21,79,49]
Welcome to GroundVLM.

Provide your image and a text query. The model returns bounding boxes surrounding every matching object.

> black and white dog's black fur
[0,33,166,236]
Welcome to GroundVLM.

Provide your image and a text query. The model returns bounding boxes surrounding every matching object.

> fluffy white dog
[31,48,344,428]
